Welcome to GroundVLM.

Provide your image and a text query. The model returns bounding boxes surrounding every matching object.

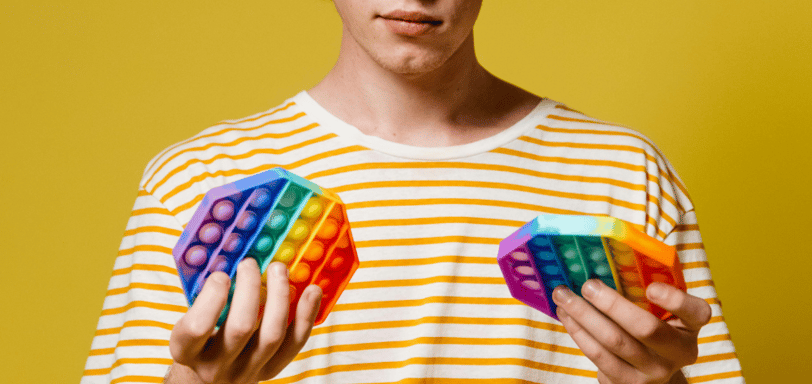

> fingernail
[552,286,575,305]
[581,280,600,300]
[647,283,666,301]
[272,262,288,277]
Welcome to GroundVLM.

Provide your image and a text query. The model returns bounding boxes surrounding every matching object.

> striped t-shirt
[82,91,744,383]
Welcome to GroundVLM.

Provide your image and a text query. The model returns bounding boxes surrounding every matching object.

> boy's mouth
[379,11,442,36]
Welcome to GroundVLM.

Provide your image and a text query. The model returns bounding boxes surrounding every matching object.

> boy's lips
[378,10,442,36]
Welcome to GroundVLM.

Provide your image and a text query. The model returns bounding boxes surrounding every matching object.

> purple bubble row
[182,187,273,269]
[507,251,547,291]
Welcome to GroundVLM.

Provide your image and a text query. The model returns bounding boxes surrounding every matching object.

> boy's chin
[381,59,449,77]
[371,49,453,76]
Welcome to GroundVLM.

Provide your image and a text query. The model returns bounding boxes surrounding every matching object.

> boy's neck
[308,32,540,147]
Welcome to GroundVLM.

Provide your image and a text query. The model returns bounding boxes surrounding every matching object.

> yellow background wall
[2,1,809,382]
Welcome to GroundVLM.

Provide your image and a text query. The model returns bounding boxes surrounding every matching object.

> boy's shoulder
[136,94,322,219]
[531,98,669,158]
[528,97,695,217]
[141,95,310,182]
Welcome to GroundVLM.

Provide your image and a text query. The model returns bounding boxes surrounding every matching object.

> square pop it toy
[172,167,359,326]
[497,214,687,321]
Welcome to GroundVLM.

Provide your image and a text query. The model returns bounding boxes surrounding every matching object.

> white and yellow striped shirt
[82,92,743,383]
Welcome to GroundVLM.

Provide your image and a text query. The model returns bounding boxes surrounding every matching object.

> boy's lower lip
[380,18,440,36]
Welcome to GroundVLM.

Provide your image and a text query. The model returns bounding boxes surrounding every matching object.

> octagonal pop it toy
[172,167,359,326]
[497,214,687,321]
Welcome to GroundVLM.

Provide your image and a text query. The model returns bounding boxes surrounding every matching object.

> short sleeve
[81,190,186,383]
[664,209,745,383]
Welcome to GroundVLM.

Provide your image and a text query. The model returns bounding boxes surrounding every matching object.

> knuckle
[648,364,673,383]
[602,292,623,315]
[561,313,582,334]
[256,329,287,358]
[636,319,660,340]
[265,327,287,346]
[168,343,189,363]
[683,342,700,365]
[259,317,289,346]
[588,347,608,366]
[697,301,713,325]
[604,330,627,352]
[195,367,219,384]
[228,320,256,340]
[290,333,310,352]
[183,318,212,339]
[291,325,315,351]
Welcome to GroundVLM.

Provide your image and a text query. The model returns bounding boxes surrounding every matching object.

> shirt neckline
[293,91,557,161]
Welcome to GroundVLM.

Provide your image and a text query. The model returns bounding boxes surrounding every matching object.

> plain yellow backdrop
[2,1,810,382]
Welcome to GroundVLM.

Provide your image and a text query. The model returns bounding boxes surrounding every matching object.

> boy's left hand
[552,279,712,384]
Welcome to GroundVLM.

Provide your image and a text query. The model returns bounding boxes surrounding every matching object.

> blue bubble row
[526,234,574,315]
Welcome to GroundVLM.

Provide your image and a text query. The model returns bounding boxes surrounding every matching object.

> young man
[83,1,743,383]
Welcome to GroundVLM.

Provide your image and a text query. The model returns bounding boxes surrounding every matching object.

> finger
[261,284,322,379]
[248,262,291,368]
[222,258,262,356]
[170,271,231,365]
[576,279,693,363]
[289,284,322,348]
[552,285,660,371]
[556,307,644,383]
[647,283,712,331]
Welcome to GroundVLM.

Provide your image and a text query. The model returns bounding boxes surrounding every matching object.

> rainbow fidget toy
[172,168,359,326]
[497,214,687,321]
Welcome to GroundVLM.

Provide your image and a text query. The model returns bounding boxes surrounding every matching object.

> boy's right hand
[166,258,323,384]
